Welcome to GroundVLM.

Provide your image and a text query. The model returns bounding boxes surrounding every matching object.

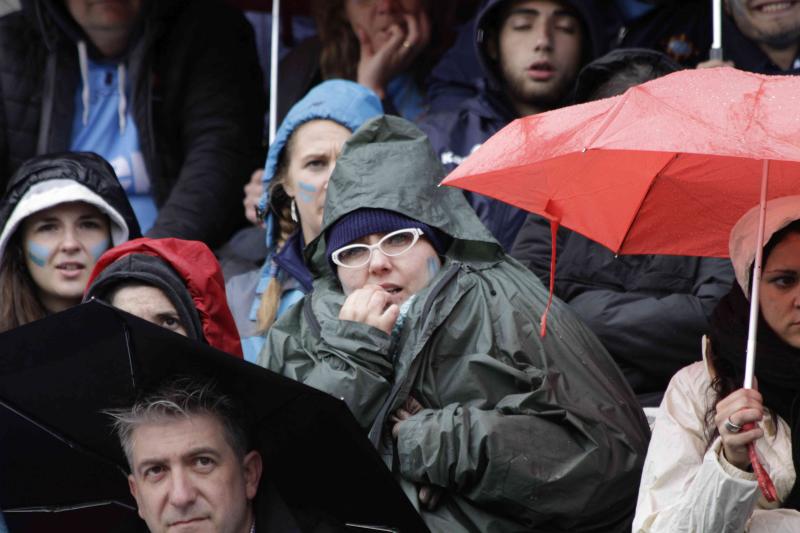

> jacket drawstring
[77,40,127,134]
[77,40,89,126]
[117,63,127,134]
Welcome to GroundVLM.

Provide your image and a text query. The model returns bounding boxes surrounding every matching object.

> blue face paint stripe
[427,257,440,281]
[297,192,314,203]
[296,181,317,204]
[27,242,51,267]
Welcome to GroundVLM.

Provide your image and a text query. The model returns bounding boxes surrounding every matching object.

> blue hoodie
[227,80,382,362]
[418,0,607,251]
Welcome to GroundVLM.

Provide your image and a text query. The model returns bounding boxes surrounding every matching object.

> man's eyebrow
[185,446,222,459]
[508,7,540,16]
[135,457,166,475]
[135,447,222,472]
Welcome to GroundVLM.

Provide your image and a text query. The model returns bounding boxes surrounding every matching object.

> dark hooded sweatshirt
[417,0,608,251]
[0,0,265,248]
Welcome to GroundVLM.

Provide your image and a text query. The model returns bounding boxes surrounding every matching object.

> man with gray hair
[107,378,263,533]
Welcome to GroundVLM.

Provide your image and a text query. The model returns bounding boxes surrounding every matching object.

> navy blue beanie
[325,209,448,266]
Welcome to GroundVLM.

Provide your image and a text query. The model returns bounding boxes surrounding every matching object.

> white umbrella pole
[268,0,280,144]
[710,0,723,61]
[743,160,769,389]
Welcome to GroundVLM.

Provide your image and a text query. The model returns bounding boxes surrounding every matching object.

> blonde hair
[255,134,299,334]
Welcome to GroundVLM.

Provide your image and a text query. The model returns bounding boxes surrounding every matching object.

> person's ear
[128,474,145,520]
[242,451,263,500]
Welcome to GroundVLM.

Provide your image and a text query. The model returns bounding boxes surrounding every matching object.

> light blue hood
[258,80,383,249]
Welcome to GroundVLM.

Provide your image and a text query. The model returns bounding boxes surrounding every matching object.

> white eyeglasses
[331,228,423,269]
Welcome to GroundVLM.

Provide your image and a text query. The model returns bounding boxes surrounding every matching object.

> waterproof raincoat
[259,116,650,532]
[85,237,243,357]
[634,341,798,532]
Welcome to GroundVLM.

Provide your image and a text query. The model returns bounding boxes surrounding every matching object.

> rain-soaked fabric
[634,340,800,532]
[443,68,800,259]
[85,238,243,357]
[512,216,733,400]
[259,116,650,532]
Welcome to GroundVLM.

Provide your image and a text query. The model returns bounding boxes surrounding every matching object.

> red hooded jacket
[85,238,243,357]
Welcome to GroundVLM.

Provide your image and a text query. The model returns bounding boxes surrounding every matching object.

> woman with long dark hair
[0,152,139,332]
[635,196,800,532]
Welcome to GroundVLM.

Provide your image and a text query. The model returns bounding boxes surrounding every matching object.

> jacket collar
[273,231,313,293]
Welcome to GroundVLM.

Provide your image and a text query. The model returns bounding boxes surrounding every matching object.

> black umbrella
[0,301,428,532]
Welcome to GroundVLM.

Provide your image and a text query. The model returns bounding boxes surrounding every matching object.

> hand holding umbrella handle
[742,421,778,502]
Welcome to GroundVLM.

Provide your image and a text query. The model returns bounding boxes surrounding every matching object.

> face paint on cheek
[427,257,440,281]
[296,181,317,204]
[26,241,52,268]
[89,237,111,263]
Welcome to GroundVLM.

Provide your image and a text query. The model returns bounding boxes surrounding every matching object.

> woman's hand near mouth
[339,284,400,334]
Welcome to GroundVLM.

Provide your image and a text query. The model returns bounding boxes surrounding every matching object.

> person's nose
[59,226,81,254]
[167,469,197,508]
[533,20,554,52]
[368,246,392,274]
[793,286,800,309]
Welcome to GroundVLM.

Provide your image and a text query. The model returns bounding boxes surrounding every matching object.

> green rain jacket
[259,116,650,533]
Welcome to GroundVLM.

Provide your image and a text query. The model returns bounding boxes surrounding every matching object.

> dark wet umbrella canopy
[0,301,428,532]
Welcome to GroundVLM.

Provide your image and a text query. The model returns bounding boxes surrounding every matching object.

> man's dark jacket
[511,202,734,405]
[0,0,266,247]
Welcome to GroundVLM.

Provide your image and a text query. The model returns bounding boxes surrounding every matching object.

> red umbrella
[442,67,800,501]
[443,68,800,258]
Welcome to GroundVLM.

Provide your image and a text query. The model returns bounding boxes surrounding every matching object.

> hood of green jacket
[306,115,500,276]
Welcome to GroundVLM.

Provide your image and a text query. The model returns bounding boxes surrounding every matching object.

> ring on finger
[724,417,742,433]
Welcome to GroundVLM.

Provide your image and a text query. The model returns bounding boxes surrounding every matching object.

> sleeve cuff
[712,438,758,482]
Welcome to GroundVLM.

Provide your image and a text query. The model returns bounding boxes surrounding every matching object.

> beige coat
[634,338,800,532]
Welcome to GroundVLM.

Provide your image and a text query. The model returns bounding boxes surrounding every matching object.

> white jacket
[634,338,800,532]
